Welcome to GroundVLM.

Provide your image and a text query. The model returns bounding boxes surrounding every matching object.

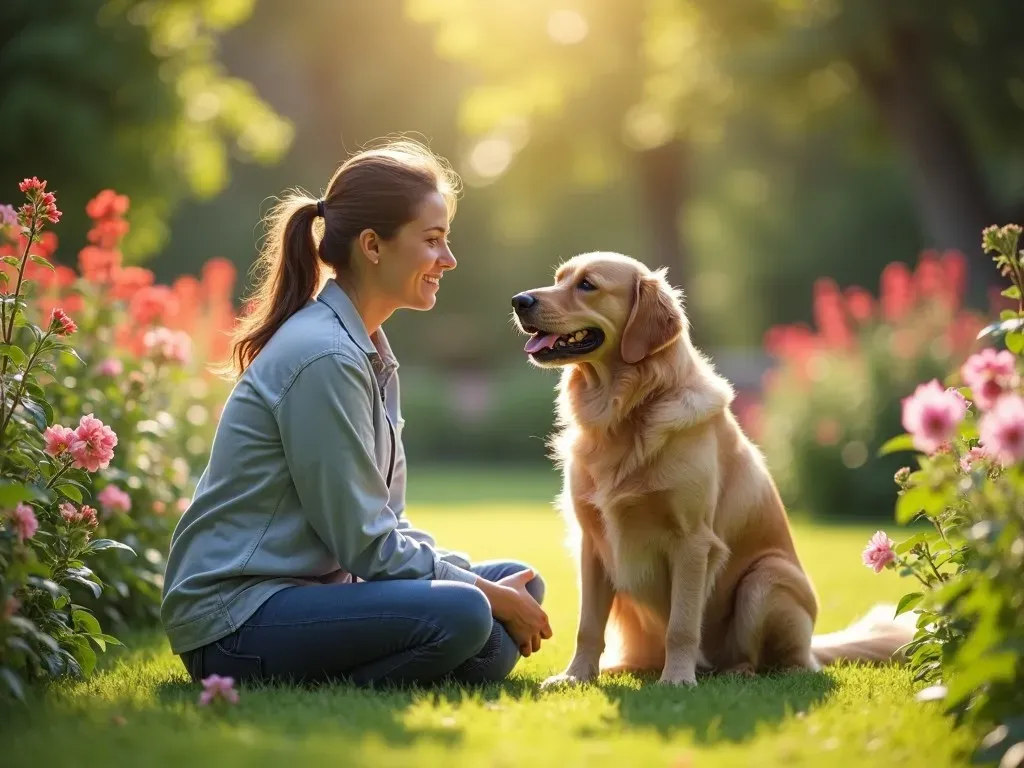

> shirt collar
[316,278,399,380]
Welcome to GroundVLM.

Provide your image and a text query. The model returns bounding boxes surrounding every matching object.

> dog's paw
[540,668,597,690]
[658,665,698,687]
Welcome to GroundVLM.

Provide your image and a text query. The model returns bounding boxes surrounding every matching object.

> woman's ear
[619,272,685,364]
[357,228,380,265]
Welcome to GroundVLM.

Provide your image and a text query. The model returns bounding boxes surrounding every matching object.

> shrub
[0,179,133,698]
[873,224,1024,767]
[0,178,238,699]
[758,251,985,520]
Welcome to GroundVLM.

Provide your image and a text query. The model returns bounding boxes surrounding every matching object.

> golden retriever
[510,251,914,687]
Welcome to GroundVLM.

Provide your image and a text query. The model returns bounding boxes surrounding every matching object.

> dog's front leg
[541,531,614,688]
[659,531,713,686]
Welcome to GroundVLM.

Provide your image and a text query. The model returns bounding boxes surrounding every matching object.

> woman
[161,139,551,688]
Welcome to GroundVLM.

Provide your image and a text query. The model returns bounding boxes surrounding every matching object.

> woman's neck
[333,275,393,337]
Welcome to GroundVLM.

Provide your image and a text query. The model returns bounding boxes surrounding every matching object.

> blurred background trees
[2,0,1022,517]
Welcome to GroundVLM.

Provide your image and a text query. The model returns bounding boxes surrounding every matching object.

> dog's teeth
[557,339,566,347]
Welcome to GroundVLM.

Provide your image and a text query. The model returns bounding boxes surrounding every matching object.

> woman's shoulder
[248,301,373,398]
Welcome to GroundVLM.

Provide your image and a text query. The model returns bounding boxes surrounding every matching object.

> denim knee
[525,570,545,605]
[437,582,493,663]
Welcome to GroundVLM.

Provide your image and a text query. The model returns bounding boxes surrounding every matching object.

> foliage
[878,223,1024,767]
[758,250,985,520]
[0,0,293,259]
[0,179,134,699]
[2,185,236,632]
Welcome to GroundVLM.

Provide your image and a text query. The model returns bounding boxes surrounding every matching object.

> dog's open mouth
[522,326,605,359]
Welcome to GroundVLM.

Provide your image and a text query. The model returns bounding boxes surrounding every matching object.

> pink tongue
[524,333,561,354]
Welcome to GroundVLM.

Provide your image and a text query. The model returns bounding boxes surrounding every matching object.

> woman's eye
[427,238,439,246]
[578,278,597,291]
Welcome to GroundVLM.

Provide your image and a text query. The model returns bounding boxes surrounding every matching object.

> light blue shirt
[160,279,476,654]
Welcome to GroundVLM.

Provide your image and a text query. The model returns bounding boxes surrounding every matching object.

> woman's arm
[276,351,476,585]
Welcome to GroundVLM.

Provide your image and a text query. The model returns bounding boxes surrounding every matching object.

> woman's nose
[440,246,457,271]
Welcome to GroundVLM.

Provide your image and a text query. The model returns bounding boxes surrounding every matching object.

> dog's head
[511,252,686,369]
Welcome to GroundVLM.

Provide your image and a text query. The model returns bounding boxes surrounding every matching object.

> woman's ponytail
[217,195,326,378]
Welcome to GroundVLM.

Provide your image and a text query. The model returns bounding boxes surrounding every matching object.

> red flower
[18,177,46,194]
[78,246,122,283]
[880,262,913,322]
[111,266,155,300]
[85,189,130,220]
[813,278,852,349]
[87,218,130,249]
[50,307,77,336]
[129,285,177,326]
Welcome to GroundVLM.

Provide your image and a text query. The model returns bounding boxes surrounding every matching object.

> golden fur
[511,252,914,687]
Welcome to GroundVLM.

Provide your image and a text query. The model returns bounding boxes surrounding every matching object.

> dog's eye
[577,278,597,292]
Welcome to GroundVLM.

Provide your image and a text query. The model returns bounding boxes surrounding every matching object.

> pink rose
[979,393,1024,466]
[862,530,896,573]
[97,485,131,514]
[96,358,124,377]
[69,413,118,472]
[43,424,76,458]
[960,349,1018,410]
[9,503,38,542]
[199,674,239,706]
[901,380,969,454]
[143,327,192,364]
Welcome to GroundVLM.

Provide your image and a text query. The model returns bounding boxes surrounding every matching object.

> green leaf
[28,254,54,272]
[86,539,137,557]
[879,433,917,456]
[72,609,102,637]
[55,484,82,503]
[68,638,97,677]
[894,592,923,617]
[1007,331,1024,355]
[895,532,931,554]
[59,348,85,367]
[20,398,47,431]
[896,485,947,523]
[98,633,123,647]
[945,651,1017,708]
[0,668,26,701]
[0,482,39,506]
[65,574,101,599]
[1,255,20,269]
[0,343,28,367]
[977,317,1024,340]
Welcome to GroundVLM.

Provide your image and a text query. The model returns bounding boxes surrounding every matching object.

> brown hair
[219,138,460,378]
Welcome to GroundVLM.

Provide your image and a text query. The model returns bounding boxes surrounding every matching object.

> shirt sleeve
[275,352,476,584]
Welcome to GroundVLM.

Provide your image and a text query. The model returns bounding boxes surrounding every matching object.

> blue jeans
[180,560,545,687]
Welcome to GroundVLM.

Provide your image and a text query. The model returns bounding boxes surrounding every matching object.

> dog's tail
[811,603,916,667]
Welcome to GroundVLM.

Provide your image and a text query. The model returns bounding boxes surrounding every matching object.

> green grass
[2,468,976,767]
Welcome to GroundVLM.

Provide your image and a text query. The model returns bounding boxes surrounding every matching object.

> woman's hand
[475,569,552,656]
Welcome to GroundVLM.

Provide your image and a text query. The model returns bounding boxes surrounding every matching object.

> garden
[1,177,1021,767]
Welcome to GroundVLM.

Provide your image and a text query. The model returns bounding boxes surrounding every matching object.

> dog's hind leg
[600,594,665,675]
[724,554,819,674]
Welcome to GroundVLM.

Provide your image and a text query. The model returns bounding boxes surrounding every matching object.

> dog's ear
[620,271,685,364]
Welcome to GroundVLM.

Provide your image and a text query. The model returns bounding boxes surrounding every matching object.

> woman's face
[373,190,456,312]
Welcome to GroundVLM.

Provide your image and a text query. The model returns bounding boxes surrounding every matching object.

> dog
[510,251,914,687]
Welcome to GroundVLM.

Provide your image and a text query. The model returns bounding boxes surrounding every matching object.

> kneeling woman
[161,140,550,687]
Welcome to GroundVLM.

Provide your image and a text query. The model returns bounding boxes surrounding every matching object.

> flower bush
[758,250,986,520]
[872,224,1024,767]
[0,178,238,697]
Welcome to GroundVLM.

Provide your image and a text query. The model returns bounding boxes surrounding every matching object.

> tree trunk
[634,139,690,285]
[854,26,998,304]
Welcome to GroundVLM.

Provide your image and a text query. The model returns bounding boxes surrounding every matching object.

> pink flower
[152,500,167,515]
[176,498,190,514]
[60,502,98,528]
[0,204,17,229]
[96,358,124,377]
[9,503,38,542]
[143,327,192,364]
[43,424,76,457]
[862,530,896,573]
[49,307,77,336]
[199,674,239,706]
[97,485,131,514]
[960,446,990,473]
[19,177,46,194]
[979,394,1024,466]
[901,379,969,454]
[961,349,1019,410]
[3,595,20,620]
[69,413,118,472]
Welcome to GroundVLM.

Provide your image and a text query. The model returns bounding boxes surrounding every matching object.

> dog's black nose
[511,292,536,311]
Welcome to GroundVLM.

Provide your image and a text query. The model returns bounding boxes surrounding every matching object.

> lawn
[3,467,975,767]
